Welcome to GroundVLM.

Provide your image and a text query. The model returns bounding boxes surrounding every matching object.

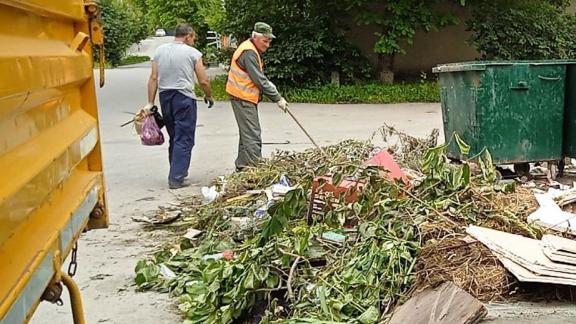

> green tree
[98,0,132,66]
[467,0,576,60]
[125,0,151,41]
[138,0,209,48]
[96,0,150,66]
[347,0,464,83]
[223,0,373,87]
[197,0,226,32]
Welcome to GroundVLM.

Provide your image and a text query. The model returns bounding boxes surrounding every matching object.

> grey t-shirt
[153,42,202,99]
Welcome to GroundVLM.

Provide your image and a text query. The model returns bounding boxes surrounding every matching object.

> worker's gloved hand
[277,97,288,113]
[204,96,214,108]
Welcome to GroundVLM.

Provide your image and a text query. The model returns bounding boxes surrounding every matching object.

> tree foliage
[352,0,463,56]
[197,0,226,32]
[467,0,576,60]
[128,0,210,49]
[117,0,576,83]
[127,5,149,45]
[97,0,148,67]
[223,0,373,86]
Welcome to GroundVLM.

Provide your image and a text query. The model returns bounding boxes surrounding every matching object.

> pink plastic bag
[140,114,164,146]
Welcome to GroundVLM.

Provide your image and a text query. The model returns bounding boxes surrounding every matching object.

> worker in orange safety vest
[226,22,288,171]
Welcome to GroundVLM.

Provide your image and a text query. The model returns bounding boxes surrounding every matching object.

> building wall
[344,4,477,77]
[346,1,576,78]
[394,20,479,75]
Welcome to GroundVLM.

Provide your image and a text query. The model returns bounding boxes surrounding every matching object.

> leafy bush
[196,76,440,104]
[201,47,235,67]
[222,0,373,87]
[202,47,219,65]
[467,0,576,60]
[283,82,440,104]
[215,47,235,68]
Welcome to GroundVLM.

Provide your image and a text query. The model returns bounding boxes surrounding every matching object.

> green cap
[254,22,276,39]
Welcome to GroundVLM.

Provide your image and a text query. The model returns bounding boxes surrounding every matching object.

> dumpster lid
[433,60,576,73]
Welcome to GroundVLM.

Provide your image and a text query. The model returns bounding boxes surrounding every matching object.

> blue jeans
[159,90,197,184]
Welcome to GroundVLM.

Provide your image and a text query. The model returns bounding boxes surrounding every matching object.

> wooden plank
[389,282,486,324]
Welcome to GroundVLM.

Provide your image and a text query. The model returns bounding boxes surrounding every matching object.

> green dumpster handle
[538,75,562,81]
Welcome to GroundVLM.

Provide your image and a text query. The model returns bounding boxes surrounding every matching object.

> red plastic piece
[363,150,409,184]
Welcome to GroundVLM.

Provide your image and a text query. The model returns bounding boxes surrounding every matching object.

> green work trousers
[231,98,262,169]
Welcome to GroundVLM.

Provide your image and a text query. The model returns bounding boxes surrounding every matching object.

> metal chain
[68,242,78,277]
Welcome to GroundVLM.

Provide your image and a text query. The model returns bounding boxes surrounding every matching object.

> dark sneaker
[169,179,191,189]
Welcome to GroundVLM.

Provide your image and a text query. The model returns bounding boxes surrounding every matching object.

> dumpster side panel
[437,62,566,164]
[564,65,576,157]
[0,1,108,322]
[439,71,483,159]
[478,64,565,163]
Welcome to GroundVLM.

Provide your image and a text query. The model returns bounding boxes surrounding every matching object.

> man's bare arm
[147,61,159,104]
[194,58,213,98]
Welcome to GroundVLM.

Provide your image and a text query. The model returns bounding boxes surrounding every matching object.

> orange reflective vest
[226,40,264,104]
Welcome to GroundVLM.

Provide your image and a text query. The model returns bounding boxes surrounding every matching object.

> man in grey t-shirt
[147,23,213,189]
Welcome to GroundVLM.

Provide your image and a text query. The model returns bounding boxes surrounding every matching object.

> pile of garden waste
[134,126,544,323]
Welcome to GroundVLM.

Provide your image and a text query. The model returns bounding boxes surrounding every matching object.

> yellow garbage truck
[0,1,108,323]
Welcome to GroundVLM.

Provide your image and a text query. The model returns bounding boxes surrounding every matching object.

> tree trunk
[331,71,340,87]
[377,53,395,84]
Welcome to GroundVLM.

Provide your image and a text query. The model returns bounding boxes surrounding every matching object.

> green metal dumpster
[433,61,571,166]
[563,64,576,158]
